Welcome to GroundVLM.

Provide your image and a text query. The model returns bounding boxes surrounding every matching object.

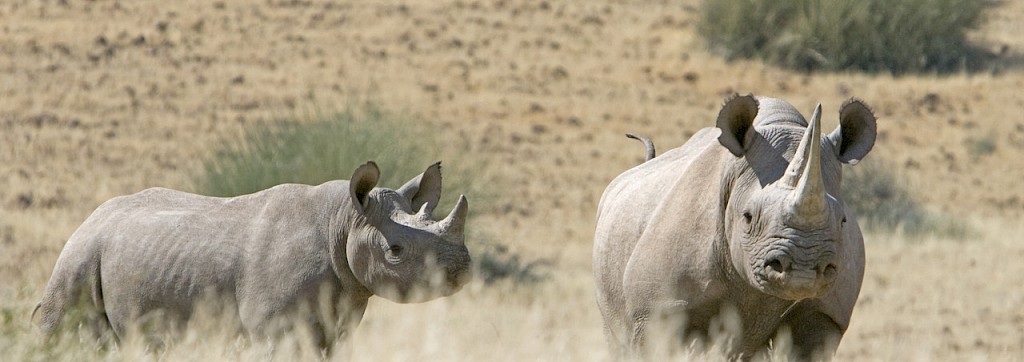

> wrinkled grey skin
[593,95,876,360]
[34,161,471,355]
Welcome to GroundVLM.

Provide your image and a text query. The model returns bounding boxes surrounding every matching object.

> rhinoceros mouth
[443,264,472,291]
[754,249,838,300]
[757,269,833,300]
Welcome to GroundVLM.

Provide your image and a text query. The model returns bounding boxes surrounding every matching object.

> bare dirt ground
[2,0,1023,360]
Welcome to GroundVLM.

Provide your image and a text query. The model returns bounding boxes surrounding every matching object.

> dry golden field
[2,0,1023,360]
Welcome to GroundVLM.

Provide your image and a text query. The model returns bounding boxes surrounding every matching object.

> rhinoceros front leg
[626,299,696,357]
[628,306,651,354]
[329,303,368,357]
[317,296,368,358]
[776,302,842,361]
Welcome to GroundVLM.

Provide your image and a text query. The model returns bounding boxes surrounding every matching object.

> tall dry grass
[4,220,1021,361]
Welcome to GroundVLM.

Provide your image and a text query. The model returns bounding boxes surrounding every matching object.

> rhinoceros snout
[760,249,838,300]
[445,266,471,290]
[436,249,472,292]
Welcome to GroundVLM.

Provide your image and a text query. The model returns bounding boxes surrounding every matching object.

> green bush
[841,160,967,237]
[194,104,492,214]
[699,0,988,74]
[196,105,432,197]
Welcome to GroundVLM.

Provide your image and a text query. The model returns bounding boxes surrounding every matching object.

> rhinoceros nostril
[820,263,838,279]
[765,256,789,273]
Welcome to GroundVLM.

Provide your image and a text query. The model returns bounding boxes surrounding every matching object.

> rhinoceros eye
[742,210,753,224]
[387,244,403,257]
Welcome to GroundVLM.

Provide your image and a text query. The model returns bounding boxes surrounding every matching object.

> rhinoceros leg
[319,298,372,357]
[776,302,842,361]
[305,290,368,357]
[36,250,118,346]
[626,300,707,358]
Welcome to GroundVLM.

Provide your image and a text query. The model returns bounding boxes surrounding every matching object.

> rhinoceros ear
[716,94,760,157]
[828,99,877,165]
[397,162,442,215]
[350,161,380,211]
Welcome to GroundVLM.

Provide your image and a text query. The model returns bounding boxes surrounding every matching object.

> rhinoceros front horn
[782,104,827,223]
[438,195,468,242]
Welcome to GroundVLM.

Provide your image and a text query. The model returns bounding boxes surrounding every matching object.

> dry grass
[2,0,1024,360]
[4,225,1020,361]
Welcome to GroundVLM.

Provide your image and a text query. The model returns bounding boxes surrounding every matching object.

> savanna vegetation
[2,0,1023,360]
[699,0,991,74]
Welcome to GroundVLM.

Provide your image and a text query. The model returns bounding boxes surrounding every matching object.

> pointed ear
[716,94,760,157]
[396,162,442,214]
[350,161,380,211]
[828,99,877,165]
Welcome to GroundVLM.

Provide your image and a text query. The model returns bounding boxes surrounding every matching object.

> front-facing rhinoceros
[593,95,876,360]
[34,161,471,355]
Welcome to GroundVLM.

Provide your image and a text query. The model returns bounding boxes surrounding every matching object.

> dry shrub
[699,0,989,74]
[841,160,968,237]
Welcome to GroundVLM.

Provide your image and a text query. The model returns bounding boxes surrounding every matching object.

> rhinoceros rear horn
[398,162,443,216]
[350,161,380,211]
[438,195,468,241]
[783,105,827,221]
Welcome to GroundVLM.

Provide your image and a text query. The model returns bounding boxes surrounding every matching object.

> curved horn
[415,202,432,220]
[438,195,468,242]
[786,104,827,222]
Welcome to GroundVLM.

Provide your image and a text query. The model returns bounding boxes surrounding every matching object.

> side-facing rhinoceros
[593,95,876,359]
[34,161,471,355]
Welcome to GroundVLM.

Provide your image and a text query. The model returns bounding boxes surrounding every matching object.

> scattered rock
[549,66,568,80]
[920,93,941,113]
[561,117,581,127]
[16,193,33,209]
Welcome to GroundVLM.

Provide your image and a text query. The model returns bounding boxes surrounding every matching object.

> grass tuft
[194,104,439,198]
[699,0,989,75]
[193,103,498,217]
[966,135,997,158]
[471,233,550,285]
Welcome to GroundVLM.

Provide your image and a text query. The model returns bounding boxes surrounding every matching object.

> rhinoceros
[593,95,876,359]
[34,161,471,354]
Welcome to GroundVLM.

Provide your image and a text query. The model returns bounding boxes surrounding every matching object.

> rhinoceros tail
[30,302,41,327]
[625,133,656,162]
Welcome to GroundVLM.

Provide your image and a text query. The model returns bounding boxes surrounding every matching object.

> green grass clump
[841,160,967,237]
[196,105,435,197]
[193,104,490,217]
[699,0,988,74]
[966,135,997,158]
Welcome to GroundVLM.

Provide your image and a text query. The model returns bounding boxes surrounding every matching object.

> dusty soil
[2,0,1022,360]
